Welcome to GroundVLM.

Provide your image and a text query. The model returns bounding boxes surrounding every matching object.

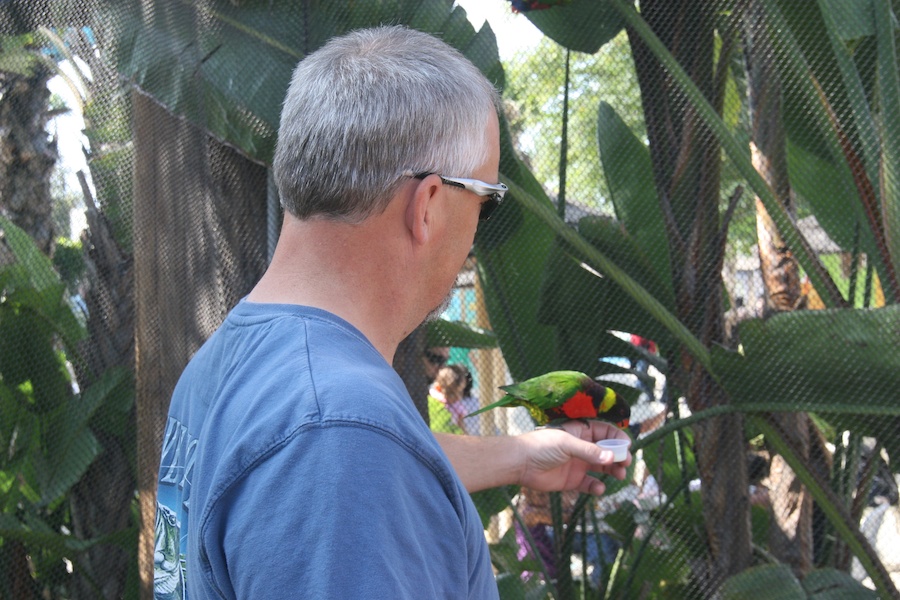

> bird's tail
[464,397,512,418]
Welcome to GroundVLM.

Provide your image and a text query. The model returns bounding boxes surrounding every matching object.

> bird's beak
[617,419,630,429]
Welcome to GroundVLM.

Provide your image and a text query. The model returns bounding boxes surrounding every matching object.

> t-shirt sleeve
[198,423,479,599]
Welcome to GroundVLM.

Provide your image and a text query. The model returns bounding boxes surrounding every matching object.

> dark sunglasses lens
[479,196,500,222]
[425,351,447,366]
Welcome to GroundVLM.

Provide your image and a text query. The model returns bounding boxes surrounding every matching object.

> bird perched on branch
[467,370,630,428]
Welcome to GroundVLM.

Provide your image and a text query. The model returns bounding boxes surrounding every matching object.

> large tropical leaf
[478,146,707,383]
[521,0,625,54]
[536,215,676,377]
[102,0,502,164]
[0,512,97,555]
[714,306,900,410]
[640,421,696,500]
[772,0,900,300]
[597,101,673,296]
[0,216,85,353]
[31,421,99,506]
[785,140,875,265]
[873,0,900,281]
[489,174,712,377]
[0,218,85,415]
[802,568,880,599]
[721,564,877,599]
[474,111,561,380]
[712,305,900,459]
[722,564,877,600]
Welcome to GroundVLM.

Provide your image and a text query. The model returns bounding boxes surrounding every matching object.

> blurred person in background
[423,345,450,383]
[428,363,471,434]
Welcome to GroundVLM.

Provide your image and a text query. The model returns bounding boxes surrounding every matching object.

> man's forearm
[435,421,631,497]
[434,432,524,493]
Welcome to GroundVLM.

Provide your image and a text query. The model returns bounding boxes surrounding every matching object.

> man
[155,25,631,599]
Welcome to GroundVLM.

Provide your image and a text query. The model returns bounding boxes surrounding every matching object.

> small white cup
[596,438,631,462]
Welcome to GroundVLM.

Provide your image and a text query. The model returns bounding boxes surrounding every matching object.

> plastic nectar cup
[596,438,630,462]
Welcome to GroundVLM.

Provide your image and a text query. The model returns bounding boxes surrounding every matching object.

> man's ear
[406,174,442,245]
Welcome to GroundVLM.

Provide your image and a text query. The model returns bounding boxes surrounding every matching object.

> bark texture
[744,0,813,576]
[0,66,57,256]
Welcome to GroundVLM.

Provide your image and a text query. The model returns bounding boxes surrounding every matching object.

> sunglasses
[407,171,508,222]
[424,350,449,367]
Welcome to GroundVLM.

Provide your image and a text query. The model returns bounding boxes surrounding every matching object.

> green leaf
[32,423,100,506]
[523,0,626,54]
[751,417,895,599]
[426,319,497,349]
[476,118,561,380]
[596,101,673,297]
[0,305,73,414]
[803,568,879,599]
[470,486,516,529]
[0,217,87,353]
[104,0,489,164]
[495,572,527,600]
[714,306,900,412]
[536,218,676,374]
[505,172,711,369]
[713,305,900,466]
[602,500,638,542]
[489,525,546,579]
[620,544,693,598]
[819,0,876,40]
[873,0,900,280]
[641,426,696,501]
[0,512,104,554]
[786,140,878,265]
[27,371,131,505]
[85,367,135,438]
[772,0,900,298]
[0,216,62,294]
[721,564,805,599]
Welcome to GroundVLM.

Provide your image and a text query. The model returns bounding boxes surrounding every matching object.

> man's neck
[247,212,420,363]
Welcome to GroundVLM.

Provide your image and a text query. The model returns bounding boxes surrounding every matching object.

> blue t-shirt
[154,301,497,599]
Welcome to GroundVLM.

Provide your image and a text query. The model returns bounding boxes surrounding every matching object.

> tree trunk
[744,0,813,577]
[628,0,751,590]
[0,66,57,256]
[133,91,268,599]
[64,170,135,600]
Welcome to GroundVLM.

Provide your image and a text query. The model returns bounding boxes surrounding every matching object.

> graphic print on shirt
[155,416,197,600]
[154,501,184,600]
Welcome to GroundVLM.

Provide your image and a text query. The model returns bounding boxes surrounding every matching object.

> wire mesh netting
[1,0,899,598]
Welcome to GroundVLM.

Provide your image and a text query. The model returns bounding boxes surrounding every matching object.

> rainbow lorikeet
[467,370,630,428]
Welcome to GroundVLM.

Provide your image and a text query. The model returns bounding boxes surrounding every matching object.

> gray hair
[273,25,501,222]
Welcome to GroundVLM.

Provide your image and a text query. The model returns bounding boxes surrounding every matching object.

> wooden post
[133,91,267,599]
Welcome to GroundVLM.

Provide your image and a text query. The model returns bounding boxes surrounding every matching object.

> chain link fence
[1,0,899,598]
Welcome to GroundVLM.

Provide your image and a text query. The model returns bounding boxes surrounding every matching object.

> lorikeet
[467,370,630,428]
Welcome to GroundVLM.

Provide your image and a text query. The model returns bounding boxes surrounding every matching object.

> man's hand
[435,421,632,495]
[517,420,631,496]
